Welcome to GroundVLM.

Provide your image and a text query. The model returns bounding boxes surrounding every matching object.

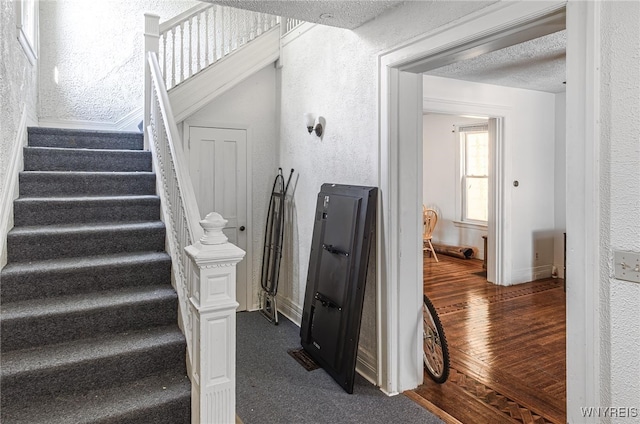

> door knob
[239,226,245,232]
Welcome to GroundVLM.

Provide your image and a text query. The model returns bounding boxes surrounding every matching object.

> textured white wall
[423,113,487,256]
[0,1,38,203]
[186,64,277,311]
[277,0,495,377]
[600,1,640,413]
[423,75,557,283]
[554,92,566,278]
[38,0,198,125]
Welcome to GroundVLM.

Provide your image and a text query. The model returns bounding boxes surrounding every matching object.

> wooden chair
[423,206,439,262]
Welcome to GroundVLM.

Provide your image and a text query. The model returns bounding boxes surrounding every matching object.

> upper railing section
[157,4,279,90]
[282,17,304,35]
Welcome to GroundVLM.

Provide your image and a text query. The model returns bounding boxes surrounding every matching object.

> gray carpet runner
[1,127,190,424]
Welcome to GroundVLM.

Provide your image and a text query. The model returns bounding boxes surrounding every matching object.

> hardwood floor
[408,254,566,424]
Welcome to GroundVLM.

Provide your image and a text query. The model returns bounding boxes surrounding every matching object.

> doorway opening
[420,101,565,421]
[376,3,601,422]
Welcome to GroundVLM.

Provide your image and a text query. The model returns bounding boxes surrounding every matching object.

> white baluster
[212,7,217,61]
[256,13,262,36]
[171,27,176,88]
[179,22,184,83]
[188,17,193,78]
[197,12,201,72]
[232,8,238,51]
[205,9,210,67]
[249,12,255,40]
[220,7,226,57]
[161,33,167,86]
[241,9,246,46]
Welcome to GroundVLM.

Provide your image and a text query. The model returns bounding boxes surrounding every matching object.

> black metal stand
[259,168,294,324]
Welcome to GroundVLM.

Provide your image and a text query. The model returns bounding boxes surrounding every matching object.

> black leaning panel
[300,184,377,393]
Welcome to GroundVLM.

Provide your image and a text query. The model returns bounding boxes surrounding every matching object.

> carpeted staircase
[0,127,191,424]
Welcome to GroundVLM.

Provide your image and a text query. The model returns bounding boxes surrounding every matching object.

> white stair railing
[146,50,202,355]
[143,9,293,420]
[157,4,279,90]
[282,17,304,36]
[147,50,246,424]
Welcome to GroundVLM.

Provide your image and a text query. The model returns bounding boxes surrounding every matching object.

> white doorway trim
[376,2,601,422]
[422,99,510,286]
[182,120,254,311]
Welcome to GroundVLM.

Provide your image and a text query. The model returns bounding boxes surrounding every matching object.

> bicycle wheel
[423,294,450,383]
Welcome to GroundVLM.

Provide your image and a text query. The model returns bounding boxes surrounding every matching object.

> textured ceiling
[206,1,565,93]
[204,0,404,29]
[425,30,567,93]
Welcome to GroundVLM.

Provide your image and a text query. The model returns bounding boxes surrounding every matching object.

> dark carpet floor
[236,311,443,424]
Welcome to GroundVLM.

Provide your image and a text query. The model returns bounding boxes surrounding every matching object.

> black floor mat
[287,348,320,371]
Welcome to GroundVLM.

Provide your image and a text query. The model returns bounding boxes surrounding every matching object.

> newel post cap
[199,212,228,245]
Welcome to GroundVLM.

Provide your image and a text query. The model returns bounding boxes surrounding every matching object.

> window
[459,124,489,224]
[17,0,38,64]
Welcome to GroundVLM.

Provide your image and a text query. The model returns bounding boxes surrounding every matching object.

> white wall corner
[1,105,29,268]
[38,108,143,132]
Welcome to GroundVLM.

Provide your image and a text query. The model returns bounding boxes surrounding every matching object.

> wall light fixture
[304,113,323,138]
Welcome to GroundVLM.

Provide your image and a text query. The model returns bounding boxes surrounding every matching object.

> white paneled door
[188,126,249,311]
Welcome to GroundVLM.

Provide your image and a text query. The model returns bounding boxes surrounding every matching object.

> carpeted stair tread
[1,326,186,405]
[0,370,190,424]
[2,285,176,321]
[13,195,160,226]
[1,324,184,377]
[1,285,178,351]
[0,251,171,303]
[19,171,156,197]
[7,221,165,262]
[2,126,189,422]
[23,146,152,172]
[28,127,143,150]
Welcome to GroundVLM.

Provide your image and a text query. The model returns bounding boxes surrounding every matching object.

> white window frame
[16,0,38,65]
[455,123,489,228]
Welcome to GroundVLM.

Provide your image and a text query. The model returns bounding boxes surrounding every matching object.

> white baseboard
[356,346,378,385]
[511,264,553,284]
[276,294,379,386]
[1,105,29,268]
[38,108,143,132]
[276,295,302,326]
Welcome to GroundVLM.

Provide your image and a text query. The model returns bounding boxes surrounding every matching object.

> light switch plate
[614,251,640,284]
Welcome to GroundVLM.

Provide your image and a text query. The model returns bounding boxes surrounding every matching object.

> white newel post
[144,13,160,151]
[185,212,245,424]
